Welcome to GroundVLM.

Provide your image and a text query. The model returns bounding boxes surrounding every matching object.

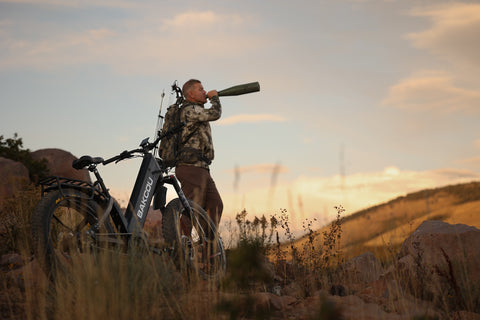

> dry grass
[294,182,480,263]
[1,181,480,319]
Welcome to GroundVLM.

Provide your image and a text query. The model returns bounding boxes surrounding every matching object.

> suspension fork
[163,175,193,215]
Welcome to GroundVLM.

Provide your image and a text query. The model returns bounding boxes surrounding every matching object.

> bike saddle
[72,155,105,170]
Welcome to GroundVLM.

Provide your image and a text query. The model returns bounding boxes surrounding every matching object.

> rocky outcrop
[0,149,90,207]
[0,157,29,205]
[395,220,480,308]
[31,148,90,182]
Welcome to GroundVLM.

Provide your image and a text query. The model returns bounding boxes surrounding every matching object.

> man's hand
[207,90,218,99]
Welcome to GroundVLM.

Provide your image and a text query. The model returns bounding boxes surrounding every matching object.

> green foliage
[0,133,49,182]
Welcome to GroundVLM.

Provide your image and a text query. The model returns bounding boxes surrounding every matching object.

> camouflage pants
[175,165,223,226]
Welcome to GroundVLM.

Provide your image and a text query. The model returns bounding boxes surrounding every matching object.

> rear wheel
[31,189,113,280]
[162,198,226,280]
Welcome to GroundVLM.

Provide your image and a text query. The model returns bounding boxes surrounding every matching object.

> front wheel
[162,198,226,280]
[31,189,113,280]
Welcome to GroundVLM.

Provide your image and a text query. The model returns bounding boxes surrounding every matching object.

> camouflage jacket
[177,95,222,168]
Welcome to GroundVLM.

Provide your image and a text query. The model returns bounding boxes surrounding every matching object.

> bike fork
[166,175,193,215]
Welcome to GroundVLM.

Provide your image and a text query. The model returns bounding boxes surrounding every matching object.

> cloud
[227,163,289,175]
[382,71,480,113]
[0,8,263,73]
[383,3,480,116]
[0,0,137,8]
[217,114,287,126]
[407,3,480,67]
[0,26,119,69]
[457,156,480,167]
[163,11,244,30]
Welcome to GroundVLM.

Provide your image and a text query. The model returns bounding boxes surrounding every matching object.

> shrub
[0,133,49,182]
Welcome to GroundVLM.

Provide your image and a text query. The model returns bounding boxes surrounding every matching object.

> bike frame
[41,152,192,245]
[120,152,191,236]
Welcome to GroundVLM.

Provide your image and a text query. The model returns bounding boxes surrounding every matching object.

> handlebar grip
[102,155,120,165]
[103,150,129,165]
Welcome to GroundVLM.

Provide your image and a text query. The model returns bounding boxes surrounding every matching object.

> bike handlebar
[102,121,186,166]
[103,149,139,165]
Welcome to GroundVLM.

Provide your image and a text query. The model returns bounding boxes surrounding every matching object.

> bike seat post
[90,165,110,196]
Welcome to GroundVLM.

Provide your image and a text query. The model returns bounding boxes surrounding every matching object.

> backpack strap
[174,104,211,166]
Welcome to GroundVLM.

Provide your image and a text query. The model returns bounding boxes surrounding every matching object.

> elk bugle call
[217,82,260,97]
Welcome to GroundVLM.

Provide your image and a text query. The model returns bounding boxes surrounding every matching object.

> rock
[218,292,297,318]
[396,220,480,310]
[31,148,90,182]
[0,253,24,270]
[283,280,305,299]
[329,294,403,320]
[253,292,297,311]
[6,258,47,291]
[359,274,404,303]
[337,251,384,292]
[392,294,445,319]
[451,311,480,320]
[0,157,29,205]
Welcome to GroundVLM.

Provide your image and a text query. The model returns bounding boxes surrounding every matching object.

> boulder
[31,148,90,182]
[396,220,480,310]
[337,251,384,292]
[0,157,29,205]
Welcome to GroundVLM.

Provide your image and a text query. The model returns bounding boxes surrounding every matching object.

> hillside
[293,181,480,261]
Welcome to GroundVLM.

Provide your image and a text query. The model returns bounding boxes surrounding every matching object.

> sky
[1,0,480,234]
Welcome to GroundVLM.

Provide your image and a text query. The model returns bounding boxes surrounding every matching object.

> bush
[0,133,49,182]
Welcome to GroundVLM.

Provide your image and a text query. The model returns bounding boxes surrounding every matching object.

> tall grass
[3,180,480,319]
[0,180,40,255]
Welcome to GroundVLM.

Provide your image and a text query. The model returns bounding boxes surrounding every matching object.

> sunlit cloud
[382,71,480,113]
[382,3,480,118]
[217,114,287,126]
[457,156,480,167]
[407,3,480,67]
[221,166,480,232]
[163,11,244,30]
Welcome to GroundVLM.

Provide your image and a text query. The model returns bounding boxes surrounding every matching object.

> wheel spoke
[52,210,89,234]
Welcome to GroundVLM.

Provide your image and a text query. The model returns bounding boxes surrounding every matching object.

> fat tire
[161,198,226,280]
[31,189,112,280]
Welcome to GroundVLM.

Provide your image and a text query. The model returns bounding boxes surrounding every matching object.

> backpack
[158,103,183,168]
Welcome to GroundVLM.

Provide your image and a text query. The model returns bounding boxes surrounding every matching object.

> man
[175,79,223,226]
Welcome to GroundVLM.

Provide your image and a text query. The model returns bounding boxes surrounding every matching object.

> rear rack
[39,176,105,200]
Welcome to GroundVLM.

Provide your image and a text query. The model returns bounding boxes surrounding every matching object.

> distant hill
[293,181,480,262]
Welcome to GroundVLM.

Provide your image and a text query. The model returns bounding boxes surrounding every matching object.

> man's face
[186,82,207,104]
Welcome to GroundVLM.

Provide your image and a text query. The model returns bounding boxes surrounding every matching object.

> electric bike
[31,82,226,281]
